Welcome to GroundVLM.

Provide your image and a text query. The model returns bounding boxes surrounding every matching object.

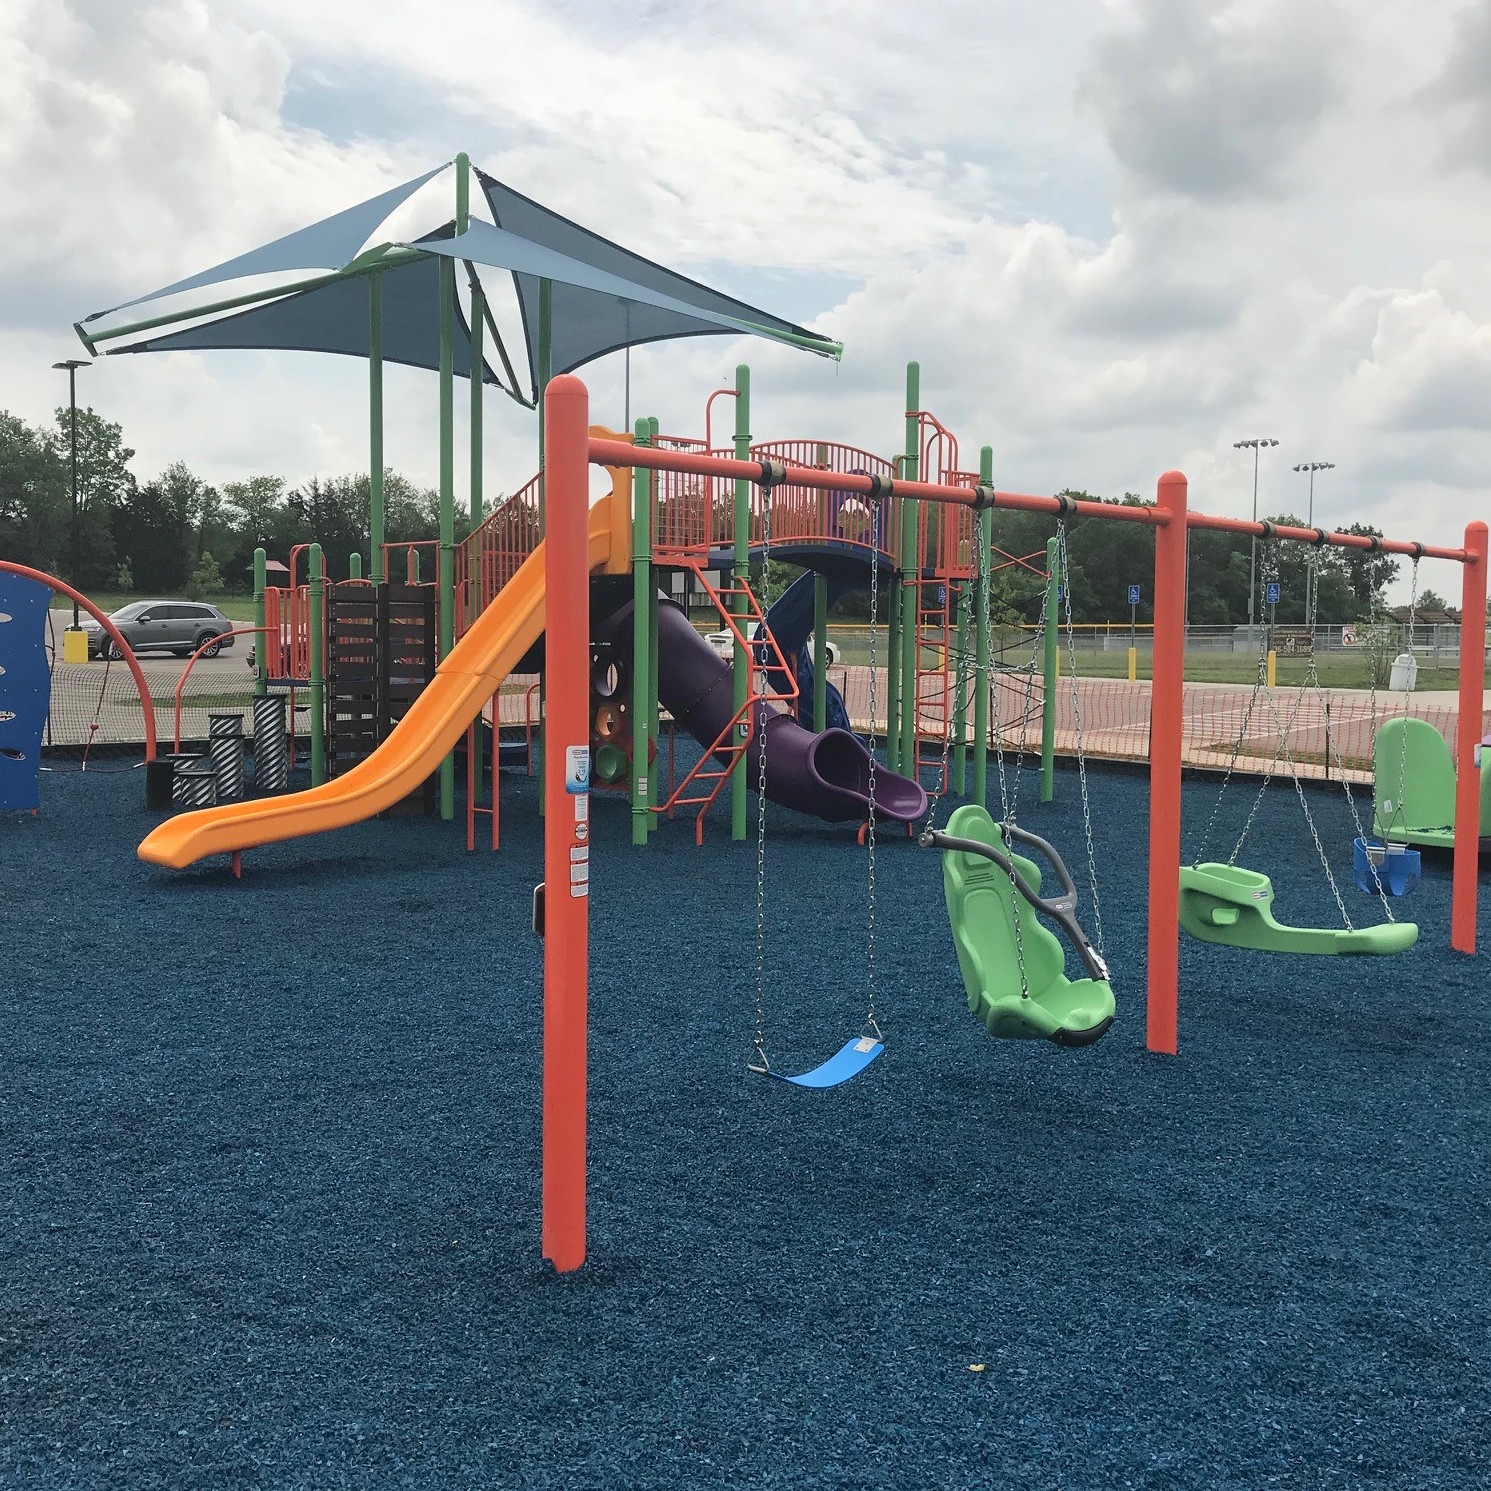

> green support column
[953,582,969,793]
[647,422,660,823]
[468,260,485,797]
[368,271,385,584]
[731,363,751,842]
[1042,535,1059,803]
[535,275,553,814]
[812,572,827,732]
[898,361,921,778]
[631,418,653,845]
[309,542,326,785]
[349,552,362,581]
[253,547,267,699]
[437,248,456,820]
[973,445,993,807]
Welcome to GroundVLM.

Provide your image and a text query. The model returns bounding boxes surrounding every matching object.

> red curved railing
[172,627,266,751]
[0,560,157,760]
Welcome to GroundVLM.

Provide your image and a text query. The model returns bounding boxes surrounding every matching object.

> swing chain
[749,474,774,1075]
[864,502,881,1040]
[1057,521,1105,955]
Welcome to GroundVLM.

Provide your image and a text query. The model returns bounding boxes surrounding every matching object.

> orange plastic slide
[138,496,621,869]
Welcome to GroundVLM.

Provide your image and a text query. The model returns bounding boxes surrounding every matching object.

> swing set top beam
[588,438,1472,565]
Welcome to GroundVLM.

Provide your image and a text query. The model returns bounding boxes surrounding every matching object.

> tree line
[1,404,1443,623]
[0,404,477,598]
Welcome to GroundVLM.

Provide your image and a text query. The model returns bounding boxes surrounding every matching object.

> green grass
[51,593,257,622]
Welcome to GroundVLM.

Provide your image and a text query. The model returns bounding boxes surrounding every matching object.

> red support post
[541,374,591,1274]
[1452,520,1488,955]
[1147,471,1188,1055]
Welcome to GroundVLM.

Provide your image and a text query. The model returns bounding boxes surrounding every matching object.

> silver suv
[87,601,235,660]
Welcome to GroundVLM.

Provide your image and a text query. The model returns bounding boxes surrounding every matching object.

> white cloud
[1,0,1487,603]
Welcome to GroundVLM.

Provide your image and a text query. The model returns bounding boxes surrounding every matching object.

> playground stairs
[657,564,798,844]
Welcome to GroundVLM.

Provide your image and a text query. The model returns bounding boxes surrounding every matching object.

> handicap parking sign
[1266,581,1280,606]
[1127,584,1140,606]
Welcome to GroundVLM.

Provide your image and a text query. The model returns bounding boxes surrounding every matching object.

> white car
[705,629,839,665]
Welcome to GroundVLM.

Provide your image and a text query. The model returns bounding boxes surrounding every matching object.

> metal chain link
[749,480,774,1074]
[864,502,882,1039]
[1057,523,1105,955]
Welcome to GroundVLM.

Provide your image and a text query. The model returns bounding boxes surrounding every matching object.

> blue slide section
[756,569,854,734]
[0,572,52,812]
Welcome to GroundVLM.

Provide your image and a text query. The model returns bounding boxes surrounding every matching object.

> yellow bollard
[1127,645,1138,683]
[1266,649,1277,688]
[62,627,89,664]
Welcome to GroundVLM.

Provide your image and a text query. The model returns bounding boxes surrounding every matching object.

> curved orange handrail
[172,627,266,752]
[0,560,158,761]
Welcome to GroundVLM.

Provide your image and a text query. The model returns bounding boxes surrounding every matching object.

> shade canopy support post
[898,362,921,779]
[1041,536,1058,802]
[973,445,993,807]
[732,363,751,843]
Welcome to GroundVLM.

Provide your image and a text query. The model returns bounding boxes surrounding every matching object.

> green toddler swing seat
[933,804,1116,1047]
[1178,863,1418,955]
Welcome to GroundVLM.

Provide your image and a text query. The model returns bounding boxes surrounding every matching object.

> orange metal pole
[541,373,591,1274]
[1452,520,1488,955]
[1147,471,1188,1056]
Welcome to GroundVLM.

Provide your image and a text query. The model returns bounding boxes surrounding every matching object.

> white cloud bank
[1,0,1487,596]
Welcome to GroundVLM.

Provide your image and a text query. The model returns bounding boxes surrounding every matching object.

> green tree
[187,550,224,599]
[114,559,133,592]
[0,410,66,571]
[58,406,134,588]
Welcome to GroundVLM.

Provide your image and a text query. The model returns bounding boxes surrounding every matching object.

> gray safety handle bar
[919,825,1111,984]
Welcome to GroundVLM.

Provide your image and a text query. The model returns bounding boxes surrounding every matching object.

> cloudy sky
[3,0,1488,592]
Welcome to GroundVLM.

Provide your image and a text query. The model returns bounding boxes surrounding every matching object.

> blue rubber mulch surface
[3,754,1490,1489]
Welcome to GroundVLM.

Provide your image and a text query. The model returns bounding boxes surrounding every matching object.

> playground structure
[52,154,1489,1279]
[532,373,1486,1271]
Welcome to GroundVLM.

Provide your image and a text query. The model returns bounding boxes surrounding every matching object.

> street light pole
[53,358,88,628]
[1234,438,1278,628]
[1293,461,1334,628]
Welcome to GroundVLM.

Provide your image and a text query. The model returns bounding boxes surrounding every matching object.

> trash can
[1388,653,1418,693]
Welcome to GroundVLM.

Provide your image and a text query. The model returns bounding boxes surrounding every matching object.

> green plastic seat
[939,804,1116,1047]
[1178,862,1418,955]
[1372,716,1491,850]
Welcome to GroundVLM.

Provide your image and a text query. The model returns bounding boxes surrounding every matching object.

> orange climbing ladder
[657,564,798,844]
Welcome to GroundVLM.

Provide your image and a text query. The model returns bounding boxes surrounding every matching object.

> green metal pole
[973,445,993,807]
[1042,535,1059,803]
[647,418,660,824]
[437,243,456,820]
[468,265,484,798]
[731,363,751,843]
[535,276,553,813]
[368,270,385,585]
[631,418,653,845]
[899,361,920,779]
[253,547,267,699]
[349,552,362,581]
[812,572,827,733]
[953,582,969,793]
[309,542,325,785]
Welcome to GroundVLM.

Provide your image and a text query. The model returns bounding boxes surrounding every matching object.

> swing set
[538,374,1487,1273]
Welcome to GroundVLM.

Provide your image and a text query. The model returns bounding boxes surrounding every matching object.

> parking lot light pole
[1294,461,1334,627]
[1234,438,1278,627]
[53,359,89,631]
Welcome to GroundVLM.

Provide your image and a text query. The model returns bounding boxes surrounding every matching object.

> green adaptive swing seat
[1372,717,1491,852]
[937,804,1116,1047]
[1178,863,1418,955]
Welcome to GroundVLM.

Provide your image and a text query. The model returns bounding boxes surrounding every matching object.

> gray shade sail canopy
[87,163,447,322]
[471,169,839,380]
[109,240,499,384]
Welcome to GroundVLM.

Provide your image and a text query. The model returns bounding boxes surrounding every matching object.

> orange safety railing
[382,539,440,587]
[457,474,543,629]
